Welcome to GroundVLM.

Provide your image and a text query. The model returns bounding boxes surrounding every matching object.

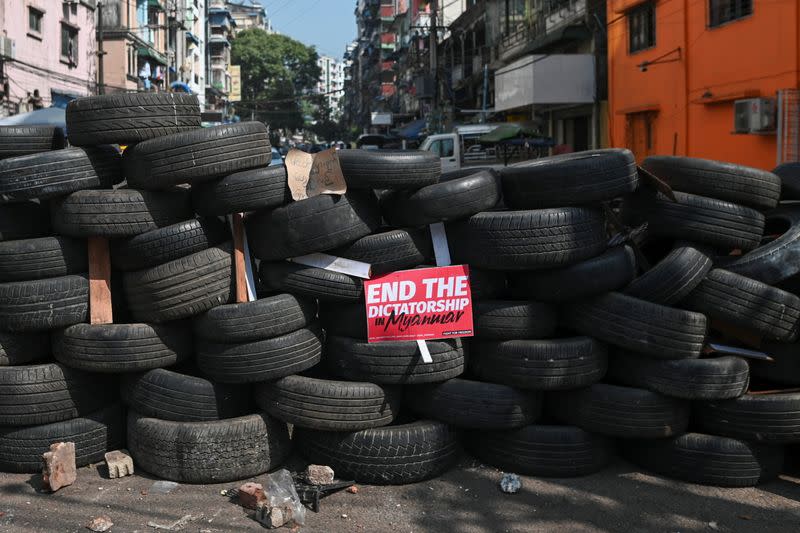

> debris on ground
[305,464,335,485]
[249,469,305,528]
[149,481,179,495]
[86,515,114,532]
[104,450,133,479]
[346,485,358,494]
[42,442,77,492]
[500,473,521,494]
[237,482,267,509]
[146,514,200,531]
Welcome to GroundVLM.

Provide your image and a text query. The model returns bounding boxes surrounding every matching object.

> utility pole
[430,0,438,122]
[97,1,105,94]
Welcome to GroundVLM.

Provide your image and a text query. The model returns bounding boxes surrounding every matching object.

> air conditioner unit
[734,98,776,134]
[0,37,15,59]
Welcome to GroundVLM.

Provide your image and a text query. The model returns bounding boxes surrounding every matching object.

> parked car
[270,147,283,166]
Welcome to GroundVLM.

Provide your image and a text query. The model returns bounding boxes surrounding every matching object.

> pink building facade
[0,0,98,115]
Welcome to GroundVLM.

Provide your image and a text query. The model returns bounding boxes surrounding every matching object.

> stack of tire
[0,124,123,474]
[239,150,629,483]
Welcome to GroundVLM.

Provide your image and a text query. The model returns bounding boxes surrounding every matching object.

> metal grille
[777,89,800,165]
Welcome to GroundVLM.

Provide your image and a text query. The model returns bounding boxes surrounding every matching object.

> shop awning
[395,118,426,140]
[185,31,200,46]
[478,123,542,143]
[148,0,165,10]
[137,46,167,65]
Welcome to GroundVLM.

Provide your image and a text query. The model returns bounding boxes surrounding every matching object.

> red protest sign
[364,265,474,342]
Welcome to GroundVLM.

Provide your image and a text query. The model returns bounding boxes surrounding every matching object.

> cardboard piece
[429,222,452,267]
[285,148,346,201]
[416,339,433,363]
[307,148,347,197]
[290,253,372,280]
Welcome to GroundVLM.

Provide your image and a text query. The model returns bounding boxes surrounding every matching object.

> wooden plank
[231,213,248,304]
[88,236,113,324]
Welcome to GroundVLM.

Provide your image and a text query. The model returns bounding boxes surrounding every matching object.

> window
[709,0,752,27]
[429,138,454,158]
[629,2,655,53]
[62,2,77,20]
[61,24,78,66]
[28,7,43,35]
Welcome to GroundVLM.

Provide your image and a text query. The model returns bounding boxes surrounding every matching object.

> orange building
[608,0,800,169]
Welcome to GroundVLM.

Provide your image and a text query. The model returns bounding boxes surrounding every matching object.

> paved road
[1,456,799,532]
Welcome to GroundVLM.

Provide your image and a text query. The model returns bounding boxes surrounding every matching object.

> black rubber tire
[773,162,800,200]
[0,331,50,366]
[66,93,201,146]
[121,368,250,422]
[254,375,401,431]
[0,363,115,426]
[501,149,638,209]
[191,165,291,215]
[447,207,607,270]
[682,269,800,342]
[259,261,363,302]
[469,268,507,299]
[197,325,323,384]
[470,337,607,391]
[726,205,800,285]
[127,411,290,483]
[468,424,613,478]
[508,246,636,302]
[295,420,458,485]
[0,274,88,332]
[246,191,381,260]
[642,155,781,210]
[607,352,749,400]
[332,229,433,275]
[53,322,192,373]
[623,245,713,305]
[0,201,50,241]
[0,236,86,282]
[0,404,125,473]
[473,300,557,339]
[548,383,690,439]
[695,393,800,443]
[0,147,120,203]
[337,149,440,189]
[563,292,707,359]
[111,217,228,271]
[123,122,270,190]
[319,302,368,338]
[405,378,541,430]
[325,336,465,384]
[0,126,64,159]
[379,169,501,226]
[750,341,800,386]
[52,188,193,238]
[622,432,783,487]
[626,190,765,252]
[194,293,316,343]
[123,244,233,323]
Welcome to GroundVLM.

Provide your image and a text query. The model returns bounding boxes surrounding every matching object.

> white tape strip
[416,339,433,363]
[241,224,257,302]
[290,252,372,279]
[429,222,451,267]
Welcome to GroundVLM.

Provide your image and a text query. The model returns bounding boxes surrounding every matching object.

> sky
[260,0,358,60]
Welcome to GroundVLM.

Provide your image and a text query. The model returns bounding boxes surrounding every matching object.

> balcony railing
[497,0,587,62]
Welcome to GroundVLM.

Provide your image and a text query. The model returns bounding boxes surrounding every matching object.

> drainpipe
[683,0,690,155]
